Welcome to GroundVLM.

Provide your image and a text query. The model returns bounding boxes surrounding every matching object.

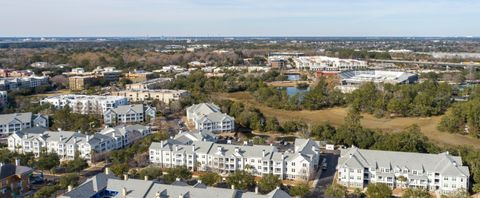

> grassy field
[219,92,480,149]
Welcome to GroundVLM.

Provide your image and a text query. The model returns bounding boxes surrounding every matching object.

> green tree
[138,167,163,180]
[325,184,347,198]
[289,182,310,198]
[59,173,80,188]
[33,185,61,198]
[198,172,222,186]
[36,152,60,170]
[258,173,281,194]
[402,187,431,198]
[226,170,255,190]
[110,163,129,176]
[366,183,392,198]
[163,166,192,183]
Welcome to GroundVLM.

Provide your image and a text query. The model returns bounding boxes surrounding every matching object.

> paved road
[309,152,339,198]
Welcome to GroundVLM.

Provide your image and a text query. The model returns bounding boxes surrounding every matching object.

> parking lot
[309,151,339,198]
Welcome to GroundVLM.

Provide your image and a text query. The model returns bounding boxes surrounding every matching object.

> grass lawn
[219,91,480,149]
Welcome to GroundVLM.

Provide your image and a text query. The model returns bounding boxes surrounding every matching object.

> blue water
[286,87,310,96]
[286,74,300,81]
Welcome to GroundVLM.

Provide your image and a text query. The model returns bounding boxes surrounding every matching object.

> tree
[226,170,255,190]
[258,173,281,194]
[59,173,80,188]
[163,166,192,183]
[110,163,129,176]
[198,172,222,186]
[289,182,310,198]
[36,152,60,170]
[325,184,348,198]
[33,185,61,198]
[402,188,431,198]
[366,183,392,198]
[138,167,163,180]
[61,152,88,172]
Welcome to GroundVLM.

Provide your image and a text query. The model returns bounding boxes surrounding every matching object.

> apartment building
[173,130,218,145]
[40,94,128,114]
[293,56,368,71]
[111,89,189,104]
[68,75,99,91]
[8,125,150,160]
[125,70,155,83]
[0,112,49,134]
[61,170,291,198]
[0,160,33,196]
[149,138,321,181]
[0,75,49,91]
[103,104,156,125]
[186,103,234,133]
[125,77,173,90]
[337,146,470,195]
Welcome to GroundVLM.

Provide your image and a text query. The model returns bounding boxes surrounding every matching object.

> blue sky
[0,0,479,37]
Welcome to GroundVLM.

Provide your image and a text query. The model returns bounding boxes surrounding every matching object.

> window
[357,169,361,173]
[444,177,449,181]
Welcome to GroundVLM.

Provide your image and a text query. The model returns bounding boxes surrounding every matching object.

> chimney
[255,186,259,194]
[155,191,160,198]
[197,180,202,184]
[59,135,63,141]
[262,150,265,157]
[176,178,181,182]
[175,145,178,151]
[15,158,20,166]
[86,135,90,142]
[281,153,285,161]
[68,185,73,192]
[105,167,110,175]
[112,133,115,137]
[144,175,149,181]
[57,128,62,131]
[231,185,235,190]
[123,174,128,181]
[243,141,248,146]
[122,187,127,197]
[179,194,184,198]
[192,145,195,152]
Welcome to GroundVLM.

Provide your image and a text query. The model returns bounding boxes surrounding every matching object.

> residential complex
[0,160,33,196]
[336,70,418,93]
[61,170,291,198]
[337,146,470,195]
[103,104,156,125]
[68,75,98,91]
[8,125,150,160]
[40,94,128,114]
[293,56,368,71]
[0,69,33,78]
[149,138,321,181]
[186,103,235,133]
[0,75,49,91]
[0,112,49,134]
[125,69,155,83]
[111,89,189,104]
[125,77,172,90]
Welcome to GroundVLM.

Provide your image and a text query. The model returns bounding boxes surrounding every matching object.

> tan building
[125,78,172,90]
[111,89,189,104]
[68,75,98,91]
[0,160,33,197]
[124,70,155,83]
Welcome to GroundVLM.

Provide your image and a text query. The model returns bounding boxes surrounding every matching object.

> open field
[219,92,480,149]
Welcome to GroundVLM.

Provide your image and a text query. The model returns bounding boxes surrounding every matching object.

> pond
[286,74,300,81]
[286,86,310,96]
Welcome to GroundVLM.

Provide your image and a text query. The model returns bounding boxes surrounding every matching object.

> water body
[286,74,300,81]
[286,87,310,96]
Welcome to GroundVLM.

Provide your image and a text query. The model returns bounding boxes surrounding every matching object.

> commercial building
[337,146,470,195]
[0,75,49,91]
[293,56,368,71]
[0,112,49,134]
[125,70,155,83]
[111,89,189,104]
[8,125,150,160]
[149,138,321,181]
[125,78,173,90]
[336,70,418,93]
[0,160,33,196]
[186,103,234,133]
[103,104,156,125]
[60,170,291,198]
[40,95,128,114]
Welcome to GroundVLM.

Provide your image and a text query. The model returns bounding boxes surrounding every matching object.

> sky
[0,0,479,37]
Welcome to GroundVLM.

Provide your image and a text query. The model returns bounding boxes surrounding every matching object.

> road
[309,152,339,198]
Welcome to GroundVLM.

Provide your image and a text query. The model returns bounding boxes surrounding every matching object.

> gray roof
[0,112,32,125]
[61,172,118,198]
[338,147,470,177]
[109,104,144,114]
[198,112,234,123]
[187,103,221,116]
[173,130,217,144]
[0,163,33,180]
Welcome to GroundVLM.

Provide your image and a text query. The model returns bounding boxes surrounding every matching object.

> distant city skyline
[1,0,479,37]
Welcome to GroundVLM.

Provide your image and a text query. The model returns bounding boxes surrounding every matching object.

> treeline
[439,97,480,138]
[348,81,452,117]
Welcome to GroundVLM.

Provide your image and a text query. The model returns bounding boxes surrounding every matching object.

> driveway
[309,151,339,198]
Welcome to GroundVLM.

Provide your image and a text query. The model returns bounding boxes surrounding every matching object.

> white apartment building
[103,104,156,125]
[0,112,49,134]
[0,75,49,91]
[186,103,234,133]
[8,125,150,160]
[293,56,368,71]
[111,89,189,104]
[337,146,470,195]
[40,94,128,114]
[149,138,321,181]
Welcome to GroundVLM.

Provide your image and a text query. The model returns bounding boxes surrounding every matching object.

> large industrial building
[336,70,418,93]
